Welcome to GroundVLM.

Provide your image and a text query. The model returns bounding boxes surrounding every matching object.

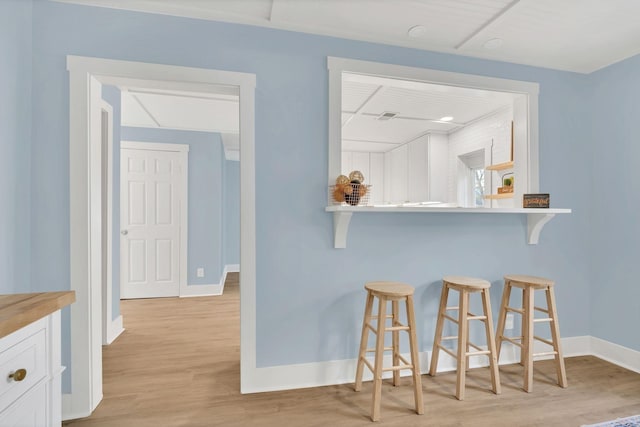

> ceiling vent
[377,111,398,121]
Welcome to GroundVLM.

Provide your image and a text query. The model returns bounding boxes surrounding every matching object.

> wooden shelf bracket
[332,211,353,249]
[526,212,556,245]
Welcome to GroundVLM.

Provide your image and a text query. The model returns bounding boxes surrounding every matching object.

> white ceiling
[82,0,636,154]
[121,88,239,133]
[120,87,240,158]
[342,73,518,152]
[57,0,640,73]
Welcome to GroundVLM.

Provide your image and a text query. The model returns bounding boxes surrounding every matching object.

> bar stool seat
[355,281,423,421]
[429,276,501,400]
[495,274,567,392]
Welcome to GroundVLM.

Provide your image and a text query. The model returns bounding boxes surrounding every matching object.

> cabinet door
[341,151,353,176]
[0,384,46,427]
[351,152,370,182]
[369,153,384,205]
[389,145,408,203]
[407,138,429,202]
[428,133,449,202]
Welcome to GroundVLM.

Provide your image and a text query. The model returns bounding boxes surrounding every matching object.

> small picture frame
[523,193,550,208]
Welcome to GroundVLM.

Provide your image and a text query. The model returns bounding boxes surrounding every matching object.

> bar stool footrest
[383,364,414,372]
[501,336,524,347]
[443,314,459,324]
[533,351,558,358]
[466,350,491,356]
[438,345,458,360]
[366,346,394,353]
[533,336,554,347]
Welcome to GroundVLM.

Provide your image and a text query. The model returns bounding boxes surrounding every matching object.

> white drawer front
[0,328,47,410]
[0,383,46,427]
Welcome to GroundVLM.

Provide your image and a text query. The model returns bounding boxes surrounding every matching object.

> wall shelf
[325,205,571,248]
[486,161,514,171]
[484,193,514,200]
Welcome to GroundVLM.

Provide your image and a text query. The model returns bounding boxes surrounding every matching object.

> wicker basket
[329,184,371,206]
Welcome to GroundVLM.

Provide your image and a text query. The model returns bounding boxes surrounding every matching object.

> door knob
[121,230,128,236]
[9,369,27,382]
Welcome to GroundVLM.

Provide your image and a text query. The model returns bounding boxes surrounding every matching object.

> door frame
[99,100,118,346]
[120,140,189,299]
[66,56,256,420]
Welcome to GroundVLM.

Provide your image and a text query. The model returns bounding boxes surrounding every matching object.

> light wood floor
[65,274,640,426]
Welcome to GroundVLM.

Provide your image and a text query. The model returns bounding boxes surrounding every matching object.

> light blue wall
[120,127,225,285]
[0,0,32,294]
[101,85,121,320]
[6,0,636,391]
[224,160,240,266]
[589,53,640,351]
[29,0,592,375]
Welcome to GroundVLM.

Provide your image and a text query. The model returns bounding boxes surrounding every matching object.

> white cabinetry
[407,137,428,202]
[427,134,448,202]
[0,292,74,427]
[342,151,384,205]
[368,153,384,205]
[387,144,408,203]
[385,134,448,204]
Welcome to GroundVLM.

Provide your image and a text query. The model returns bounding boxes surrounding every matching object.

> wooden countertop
[0,291,76,339]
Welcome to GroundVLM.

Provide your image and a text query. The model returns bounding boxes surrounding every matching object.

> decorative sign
[523,193,550,208]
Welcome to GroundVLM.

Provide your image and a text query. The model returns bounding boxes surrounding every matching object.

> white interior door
[120,144,186,299]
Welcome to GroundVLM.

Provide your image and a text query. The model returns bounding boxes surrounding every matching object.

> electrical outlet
[505,313,514,330]
[196,268,205,278]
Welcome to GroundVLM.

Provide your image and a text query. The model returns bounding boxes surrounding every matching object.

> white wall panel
[369,153,384,205]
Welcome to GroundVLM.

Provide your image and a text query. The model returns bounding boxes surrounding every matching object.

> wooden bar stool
[495,274,567,392]
[429,276,501,400]
[355,281,423,422]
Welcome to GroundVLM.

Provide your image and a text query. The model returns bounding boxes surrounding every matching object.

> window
[328,57,540,208]
[458,149,485,208]
[472,168,485,207]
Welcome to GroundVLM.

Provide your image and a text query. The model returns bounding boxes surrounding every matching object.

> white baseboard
[62,393,93,421]
[558,335,592,357]
[180,283,223,298]
[244,342,522,394]
[590,336,640,374]
[105,315,125,345]
[242,336,640,394]
[179,264,239,298]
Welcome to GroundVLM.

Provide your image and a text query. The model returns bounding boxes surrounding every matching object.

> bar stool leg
[371,297,387,422]
[495,281,513,359]
[355,291,375,392]
[546,287,568,388]
[406,295,424,415]
[481,288,501,395]
[523,287,535,392]
[456,289,469,400]
[429,283,449,376]
[392,300,401,387]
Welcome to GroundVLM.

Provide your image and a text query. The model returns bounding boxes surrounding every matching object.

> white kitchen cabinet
[341,151,384,205]
[0,292,75,427]
[368,153,384,204]
[0,383,47,427]
[427,133,449,202]
[387,144,408,203]
[384,134,449,204]
[407,137,429,202]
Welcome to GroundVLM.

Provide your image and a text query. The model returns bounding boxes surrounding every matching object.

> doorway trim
[66,56,256,419]
[99,99,124,345]
[120,140,189,299]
